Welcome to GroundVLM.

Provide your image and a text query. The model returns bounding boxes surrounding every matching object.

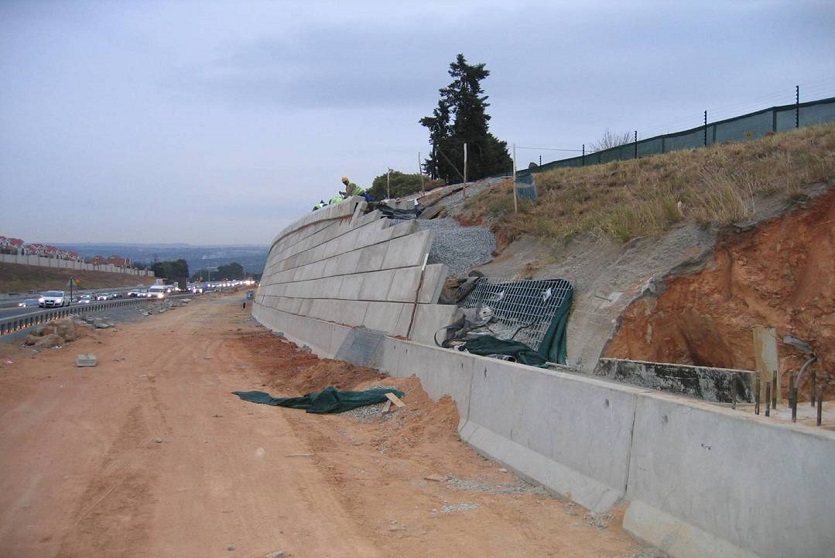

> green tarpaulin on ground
[459,336,548,367]
[232,386,404,414]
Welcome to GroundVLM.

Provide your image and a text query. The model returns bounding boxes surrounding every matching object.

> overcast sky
[2,1,833,246]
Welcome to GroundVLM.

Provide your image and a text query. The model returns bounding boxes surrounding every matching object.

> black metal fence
[518,95,835,177]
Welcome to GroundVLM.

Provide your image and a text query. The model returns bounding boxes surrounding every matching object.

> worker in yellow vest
[341,176,364,197]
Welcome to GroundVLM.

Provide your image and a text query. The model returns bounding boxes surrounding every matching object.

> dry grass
[0,263,153,294]
[463,123,835,244]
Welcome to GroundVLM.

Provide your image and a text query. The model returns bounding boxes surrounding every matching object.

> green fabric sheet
[459,336,548,367]
[232,386,404,414]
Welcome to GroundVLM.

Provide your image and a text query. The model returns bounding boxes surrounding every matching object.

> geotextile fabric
[232,386,405,414]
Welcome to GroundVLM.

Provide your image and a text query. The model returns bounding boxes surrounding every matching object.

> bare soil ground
[0,293,651,558]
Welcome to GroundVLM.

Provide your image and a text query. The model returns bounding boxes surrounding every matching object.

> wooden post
[753,327,779,406]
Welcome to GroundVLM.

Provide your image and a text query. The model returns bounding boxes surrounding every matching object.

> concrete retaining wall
[255,197,455,344]
[252,202,835,558]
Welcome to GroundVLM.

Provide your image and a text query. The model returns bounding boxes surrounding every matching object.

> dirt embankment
[0,295,651,557]
[0,262,153,294]
[605,187,834,397]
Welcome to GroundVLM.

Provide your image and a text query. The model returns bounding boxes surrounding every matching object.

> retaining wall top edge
[634,388,835,439]
[599,357,756,375]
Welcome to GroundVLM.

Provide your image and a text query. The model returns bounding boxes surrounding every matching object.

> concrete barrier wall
[625,393,835,558]
[375,333,835,557]
[0,254,153,276]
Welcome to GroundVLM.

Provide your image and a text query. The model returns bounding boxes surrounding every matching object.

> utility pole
[512,143,518,214]
[462,143,468,198]
[418,152,425,193]
[796,85,800,128]
[386,168,391,200]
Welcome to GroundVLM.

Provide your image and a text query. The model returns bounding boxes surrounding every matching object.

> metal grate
[459,277,573,353]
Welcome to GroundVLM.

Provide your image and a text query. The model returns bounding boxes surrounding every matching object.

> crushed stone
[416,218,496,279]
[445,474,550,496]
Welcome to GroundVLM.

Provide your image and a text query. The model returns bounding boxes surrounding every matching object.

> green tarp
[459,336,548,367]
[232,386,404,414]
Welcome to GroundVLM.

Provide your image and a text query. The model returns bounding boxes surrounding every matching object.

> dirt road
[0,294,650,557]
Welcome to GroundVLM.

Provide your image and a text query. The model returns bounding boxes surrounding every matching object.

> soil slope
[605,187,834,397]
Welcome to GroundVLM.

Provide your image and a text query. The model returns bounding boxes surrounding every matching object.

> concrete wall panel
[375,338,475,424]
[625,393,835,558]
[417,264,448,304]
[408,304,458,347]
[464,361,637,512]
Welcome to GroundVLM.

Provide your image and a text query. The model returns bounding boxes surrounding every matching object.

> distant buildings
[0,235,130,267]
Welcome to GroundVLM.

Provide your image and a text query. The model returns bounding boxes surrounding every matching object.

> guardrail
[0,297,155,337]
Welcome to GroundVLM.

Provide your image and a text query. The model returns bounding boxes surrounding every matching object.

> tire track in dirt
[57,406,155,558]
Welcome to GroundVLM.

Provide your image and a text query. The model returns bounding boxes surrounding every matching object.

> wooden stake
[385,392,406,408]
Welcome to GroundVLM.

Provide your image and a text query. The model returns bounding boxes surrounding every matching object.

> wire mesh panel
[459,277,573,353]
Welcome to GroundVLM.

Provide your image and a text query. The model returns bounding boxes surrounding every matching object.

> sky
[1,0,834,246]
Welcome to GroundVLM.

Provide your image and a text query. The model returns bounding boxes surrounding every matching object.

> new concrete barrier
[625,393,835,558]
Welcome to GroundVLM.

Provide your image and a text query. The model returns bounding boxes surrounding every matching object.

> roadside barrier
[0,298,153,337]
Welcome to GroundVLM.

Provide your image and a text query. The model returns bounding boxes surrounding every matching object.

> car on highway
[77,294,94,304]
[17,298,40,308]
[95,293,111,301]
[147,285,167,299]
[39,290,69,308]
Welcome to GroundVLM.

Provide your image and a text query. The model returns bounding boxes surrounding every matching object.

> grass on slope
[0,263,153,294]
[462,123,835,245]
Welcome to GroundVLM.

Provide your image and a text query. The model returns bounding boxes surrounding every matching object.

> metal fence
[458,277,573,354]
[517,95,835,176]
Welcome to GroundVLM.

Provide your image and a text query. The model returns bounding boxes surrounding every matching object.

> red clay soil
[605,187,834,398]
[0,294,648,557]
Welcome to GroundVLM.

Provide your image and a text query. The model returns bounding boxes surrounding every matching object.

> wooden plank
[753,326,779,404]
[385,392,406,408]
[382,400,392,413]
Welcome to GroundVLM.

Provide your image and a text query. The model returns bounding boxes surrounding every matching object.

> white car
[39,290,69,308]
[147,285,167,299]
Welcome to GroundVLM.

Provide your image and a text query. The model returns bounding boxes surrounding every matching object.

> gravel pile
[445,474,549,496]
[416,218,496,279]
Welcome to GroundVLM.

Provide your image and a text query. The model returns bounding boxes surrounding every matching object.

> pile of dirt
[23,317,85,349]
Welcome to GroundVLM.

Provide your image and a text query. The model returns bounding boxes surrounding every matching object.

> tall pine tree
[420,54,511,183]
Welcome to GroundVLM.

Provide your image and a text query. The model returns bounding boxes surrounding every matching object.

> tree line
[149,260,257,283]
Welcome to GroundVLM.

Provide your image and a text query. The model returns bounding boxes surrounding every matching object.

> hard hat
[341,176,349,184]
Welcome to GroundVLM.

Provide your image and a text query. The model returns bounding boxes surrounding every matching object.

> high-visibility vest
[329,195,343,204]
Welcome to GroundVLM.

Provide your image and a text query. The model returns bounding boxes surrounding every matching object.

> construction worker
[312,199,326,211]
[329,193,344,205]
[341,176,364,197]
